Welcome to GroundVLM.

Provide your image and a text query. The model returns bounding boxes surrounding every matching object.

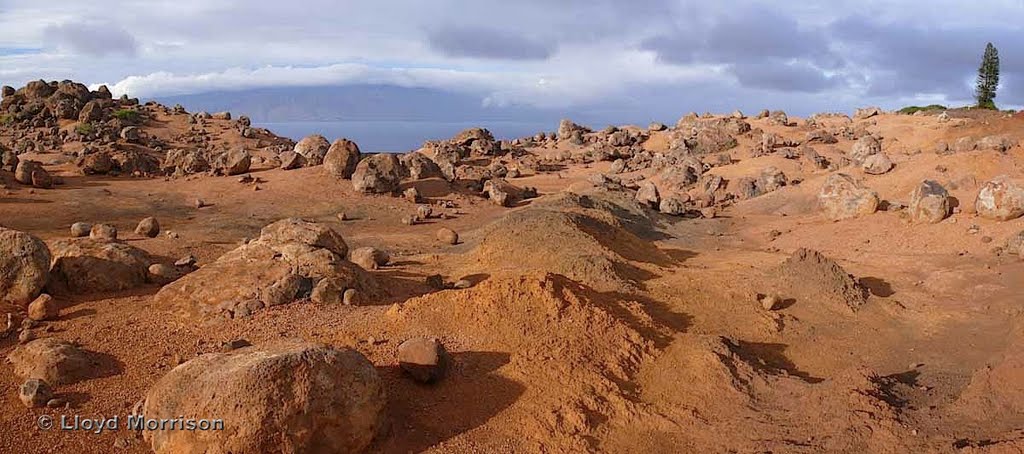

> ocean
[255,120,558,153]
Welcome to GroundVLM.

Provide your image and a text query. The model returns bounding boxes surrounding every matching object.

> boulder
[635,181,660,207]
[294,134,331,166]
[436,228,459,245]
[70,222,91,238]
[976,176,1024,221]
[350,247,389,270]
[483,179,533,207]
[14,160,44,185]
[310,279,345,305]
[7,338,100,385]
[0,228,51,306]
[279,151,306,170]
[324,139,361,179]
[48,238,152,294]
[397,337,447,383]
[862,152,894,175]
[850,136,881,164]
[142,341,386,454]
[30,168,53,189]
[135,217,160,238]
[89,223,118,240]
[18,379,52,408]
[27,294,59,321]
[352,154,405,194]
[818,174,879,221]
[399,152,445,180]
[217,149,251,176]
[854,106,882,119]
[154,219,380,319]
[908,180,951,224]
[162,149,209,175]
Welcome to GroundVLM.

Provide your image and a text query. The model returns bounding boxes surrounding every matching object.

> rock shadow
[860,276,895,297]
[375,351,522,453]
[729,340,824,383]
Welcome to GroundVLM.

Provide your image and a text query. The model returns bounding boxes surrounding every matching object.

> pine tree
[975,43,1000,109]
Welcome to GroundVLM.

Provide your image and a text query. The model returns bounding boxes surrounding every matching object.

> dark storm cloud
[42,21,138,57]
[641,6,842,93]
[427,26,554,60]
[731,61,840,93]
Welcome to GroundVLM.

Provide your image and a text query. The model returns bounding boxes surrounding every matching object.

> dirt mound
[775,248,869,313]
[628,334,909,453]
[385,272,663,449]
[463,192,670,292]
[954,331,1024,423]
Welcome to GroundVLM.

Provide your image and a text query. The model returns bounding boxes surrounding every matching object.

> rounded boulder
[142,341,386,454]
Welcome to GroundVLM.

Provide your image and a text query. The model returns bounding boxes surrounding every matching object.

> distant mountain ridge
[157,84,562,123]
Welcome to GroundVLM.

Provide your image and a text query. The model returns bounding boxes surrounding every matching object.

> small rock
[342,288,359,305]
[148,264,179,284]
[19,378,52,408]
[18,329,36,344]
[89,223,118,240]
[436,228,459,245]
[70,222,92,238]
[452,279,472,289]
[27,294,59,321]
[416,204,432,219]
[174,255,197,268]
[760,294,782,311]
[981,236,993,244]
[397,337,447,383]
[350,247,389,270]
[135,217,160,238]
[337,212,348,221]
[46,398,66,409]
[194,198,206,209]
[401,215,418,226]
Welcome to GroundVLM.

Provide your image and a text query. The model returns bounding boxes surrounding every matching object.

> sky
[0,0,1022,120]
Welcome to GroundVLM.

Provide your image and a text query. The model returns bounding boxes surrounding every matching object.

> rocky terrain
[1,79,1023,453]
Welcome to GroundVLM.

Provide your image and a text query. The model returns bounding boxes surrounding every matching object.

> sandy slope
[1,109,1023,453]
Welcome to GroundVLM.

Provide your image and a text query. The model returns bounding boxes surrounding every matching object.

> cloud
[731,61,839,93]
[42,20,138,57]
[0,0,1020,116]
[427,26,555,60]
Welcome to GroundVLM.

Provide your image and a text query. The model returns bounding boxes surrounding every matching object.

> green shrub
[75,122,94,135]
[0,114,12,126]
[113,109,140,122]
[976,99,998,110]
[897,104,948,115]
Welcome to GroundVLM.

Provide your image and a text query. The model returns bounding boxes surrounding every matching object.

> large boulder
[162,149,209,176]
[399,152,445,180]
[909,180,951,224]
[976,176,1024,221]
[215,149,251,176]
[154,219,379,319]
[14,160,44,185]
[48,238,152,294]
[818,174,879,221]
[351,153,406,194]
[862,152,894,175]
[294,134,331,166]
[0,228,51,306]
[142,341,386,454]
[7,338,102,385]
[323,139,361,179]
[850,136,881,165]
